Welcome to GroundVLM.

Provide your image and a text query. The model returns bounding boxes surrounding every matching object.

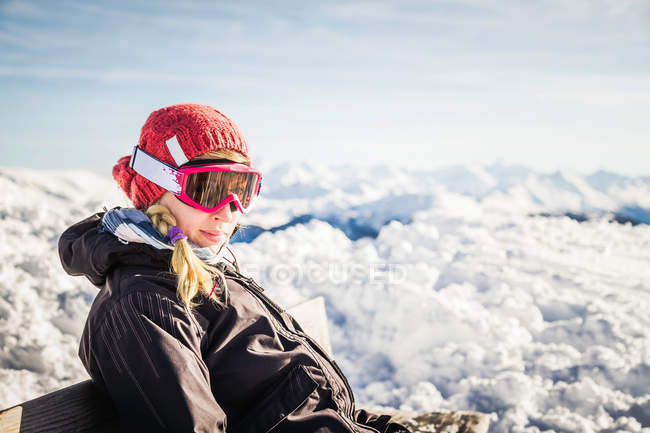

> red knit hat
[113,103,250,209]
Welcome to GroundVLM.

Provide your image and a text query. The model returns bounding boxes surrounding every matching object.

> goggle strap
[166,136,189,166]
[129,146,182,194]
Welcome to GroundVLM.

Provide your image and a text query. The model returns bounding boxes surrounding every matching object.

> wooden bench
[0,297,489,432]
[0,380,122,433]
[0,380,490,433]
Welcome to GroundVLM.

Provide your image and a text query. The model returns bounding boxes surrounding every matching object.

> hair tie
[168,226,187,244]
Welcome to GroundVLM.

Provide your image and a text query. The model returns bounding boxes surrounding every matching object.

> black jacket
[59,212,410,433]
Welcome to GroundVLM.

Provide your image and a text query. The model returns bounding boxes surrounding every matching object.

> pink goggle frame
[129,145,263,214]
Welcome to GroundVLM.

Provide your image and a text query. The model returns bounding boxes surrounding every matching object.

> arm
[84,290,226,433]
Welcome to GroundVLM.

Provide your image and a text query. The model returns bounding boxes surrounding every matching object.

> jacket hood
[58,211,173,287]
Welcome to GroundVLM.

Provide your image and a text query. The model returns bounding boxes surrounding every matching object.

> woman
[59,104,410,433]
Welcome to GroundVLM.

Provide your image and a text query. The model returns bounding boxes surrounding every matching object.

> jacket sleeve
[85,289,226,433]
[354,408,412,433]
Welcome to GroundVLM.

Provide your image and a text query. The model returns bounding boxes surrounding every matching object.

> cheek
[176,211,205,239]
[186,225,211,247]
[180,221,199,239]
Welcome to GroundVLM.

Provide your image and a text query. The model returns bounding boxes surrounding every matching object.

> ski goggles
[129,145,262,214]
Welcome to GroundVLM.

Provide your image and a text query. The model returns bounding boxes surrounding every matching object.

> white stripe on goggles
[129,146,262,214]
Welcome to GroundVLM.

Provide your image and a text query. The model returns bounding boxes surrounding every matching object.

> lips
[200,230,225,242]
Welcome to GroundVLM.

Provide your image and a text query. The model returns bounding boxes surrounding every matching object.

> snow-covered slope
[1,164,649,433]
[0,168,129,404]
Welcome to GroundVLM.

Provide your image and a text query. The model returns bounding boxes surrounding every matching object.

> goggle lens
[184,170,259,211]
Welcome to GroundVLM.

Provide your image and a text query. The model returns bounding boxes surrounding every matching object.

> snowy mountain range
[1,163,649,433]
[238,162,650,241]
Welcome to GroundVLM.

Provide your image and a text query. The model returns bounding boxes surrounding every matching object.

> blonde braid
[145,204,228,310]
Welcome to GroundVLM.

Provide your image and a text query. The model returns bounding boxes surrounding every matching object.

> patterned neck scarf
[100,207,226,265]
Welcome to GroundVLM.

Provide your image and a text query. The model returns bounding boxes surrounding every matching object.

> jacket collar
[58,211,173,287]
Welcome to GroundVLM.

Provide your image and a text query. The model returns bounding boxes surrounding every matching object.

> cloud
[533,75,650,106]
[0,64,266,91]
[1,0,47,18]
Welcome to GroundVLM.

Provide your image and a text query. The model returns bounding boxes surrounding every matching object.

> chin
[190,237,221,249]
[209,242,226,252]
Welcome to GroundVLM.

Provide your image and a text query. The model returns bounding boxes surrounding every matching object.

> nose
[211,201,237,221]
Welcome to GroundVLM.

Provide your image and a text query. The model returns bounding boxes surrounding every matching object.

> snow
[1,163,650,433]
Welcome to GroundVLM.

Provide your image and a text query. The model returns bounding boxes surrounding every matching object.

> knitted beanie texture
[113,103,249,209]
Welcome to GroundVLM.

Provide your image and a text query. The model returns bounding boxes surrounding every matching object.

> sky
[1,0,649,177]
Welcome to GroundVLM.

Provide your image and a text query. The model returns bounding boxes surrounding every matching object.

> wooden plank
[0,406,21,433]
[0,380,123,433]
[287,296,333,357]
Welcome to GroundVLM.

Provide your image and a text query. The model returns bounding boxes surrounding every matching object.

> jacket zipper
[228,273,372,432]
[225,273,286,314]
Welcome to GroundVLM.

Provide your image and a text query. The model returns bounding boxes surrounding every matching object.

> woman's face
[157,191,241,250]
